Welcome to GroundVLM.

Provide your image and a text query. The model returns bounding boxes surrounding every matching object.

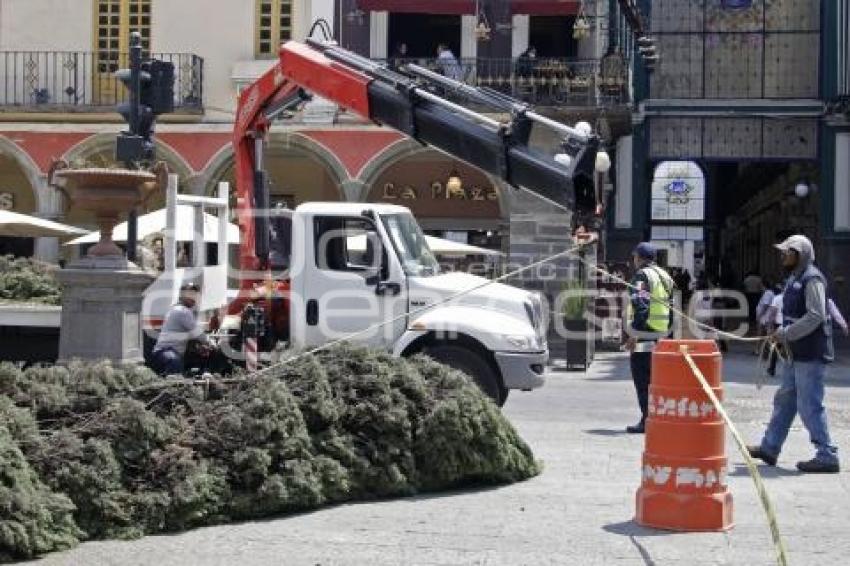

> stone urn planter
[49,166,159,364]
[53,167,157,259]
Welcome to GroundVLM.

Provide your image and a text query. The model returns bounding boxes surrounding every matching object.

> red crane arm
[232,42,374,275]
[231,39,600,300]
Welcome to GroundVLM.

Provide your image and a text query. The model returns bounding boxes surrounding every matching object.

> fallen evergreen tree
[0,345,540,561]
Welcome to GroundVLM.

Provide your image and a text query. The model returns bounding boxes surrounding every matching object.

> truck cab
[280,202,546,405]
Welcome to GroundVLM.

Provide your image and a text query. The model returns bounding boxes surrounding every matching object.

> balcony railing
[0,51,203,113]
[384,57,631,107]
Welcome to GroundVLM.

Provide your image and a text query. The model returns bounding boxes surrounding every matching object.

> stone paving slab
[32,351,850,566]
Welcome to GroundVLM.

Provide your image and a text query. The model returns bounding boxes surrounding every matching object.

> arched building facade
[0,125,511,263]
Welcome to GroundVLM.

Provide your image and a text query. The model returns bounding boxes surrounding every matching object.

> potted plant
[562,279,594,370]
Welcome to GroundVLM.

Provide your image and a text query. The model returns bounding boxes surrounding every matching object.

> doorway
[0,237,35,258]
[529,16,577,58]
[388,13,461,59]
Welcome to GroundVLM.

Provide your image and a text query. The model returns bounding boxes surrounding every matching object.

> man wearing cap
[150,283,211,376]
[624,242,675,433]
[749,235,839,473]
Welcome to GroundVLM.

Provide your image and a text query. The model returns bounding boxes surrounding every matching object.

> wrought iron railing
[0,51,203,112]
[384,57,631,107]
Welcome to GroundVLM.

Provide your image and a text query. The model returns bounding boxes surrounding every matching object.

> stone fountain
[51,167,160,364]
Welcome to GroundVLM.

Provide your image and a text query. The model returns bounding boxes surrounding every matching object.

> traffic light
[115,43,175,164]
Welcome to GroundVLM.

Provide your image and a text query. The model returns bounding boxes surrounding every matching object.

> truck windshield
[380,213,440,277]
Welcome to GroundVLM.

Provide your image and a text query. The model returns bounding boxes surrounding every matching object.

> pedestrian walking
[624,242,675,433]
[749,235,840,473]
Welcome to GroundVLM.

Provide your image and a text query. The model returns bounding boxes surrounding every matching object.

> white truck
[232,201,547,406]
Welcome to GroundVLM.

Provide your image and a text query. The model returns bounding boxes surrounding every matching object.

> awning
[65,205,240,246]
[0,210,87,238]
[357,1,475,15]
[510,0,580,15]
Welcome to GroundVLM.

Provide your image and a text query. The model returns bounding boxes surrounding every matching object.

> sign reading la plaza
[381,180,498,201]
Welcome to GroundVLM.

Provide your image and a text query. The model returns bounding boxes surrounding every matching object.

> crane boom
[233,39,600,276]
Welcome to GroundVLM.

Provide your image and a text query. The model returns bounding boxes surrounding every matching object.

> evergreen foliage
[0,344,540,560]
[0,256,62,305]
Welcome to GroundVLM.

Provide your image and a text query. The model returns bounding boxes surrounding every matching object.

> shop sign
[664,179,693,204]
[0,191,14,211]
[651,161,705,224]
[721,0,753,7]
[380,181,498,202]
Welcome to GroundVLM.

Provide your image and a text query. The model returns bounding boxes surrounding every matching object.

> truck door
[292,213,407,349]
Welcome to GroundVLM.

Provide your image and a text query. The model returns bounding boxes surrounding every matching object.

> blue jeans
[761,359,839,465]
[150,347,183,376]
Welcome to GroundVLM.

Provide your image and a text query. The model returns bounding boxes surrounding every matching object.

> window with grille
[94,0,152,75]
[256,0,293,58]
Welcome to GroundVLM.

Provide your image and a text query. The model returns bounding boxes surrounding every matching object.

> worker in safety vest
[749,235,840,473]
[624,242,674,433]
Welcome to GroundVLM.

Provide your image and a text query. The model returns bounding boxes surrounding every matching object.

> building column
[511,15,529,57]
[34,178,65,263]
[341,179,367,202]
[461,15,478,60]
[369,11,388,59]
[820,124,850,315]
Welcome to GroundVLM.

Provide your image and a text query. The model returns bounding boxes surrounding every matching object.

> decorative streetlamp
[446,170,463,197]
[600,47,627,96]
[794,181,810,199]
[474,0,491,41]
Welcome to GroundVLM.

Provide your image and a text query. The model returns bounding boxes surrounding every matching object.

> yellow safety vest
[628,265,674,333]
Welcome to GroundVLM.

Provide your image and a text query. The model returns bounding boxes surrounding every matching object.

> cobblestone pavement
[34,350,850,566]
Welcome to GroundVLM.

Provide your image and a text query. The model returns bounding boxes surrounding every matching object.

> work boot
[747,445,777,466]
[626,422,645,434]
[796,458,840,474]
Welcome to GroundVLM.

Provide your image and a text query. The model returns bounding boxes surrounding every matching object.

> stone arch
[201,131,350,203]
[62,133,193,180]
[57,134,194,227]
[0,134,44,214]
[355,138,423,195]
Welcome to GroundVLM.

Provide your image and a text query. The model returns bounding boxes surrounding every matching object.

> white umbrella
[0,210,88,238]
[65,205,240,246]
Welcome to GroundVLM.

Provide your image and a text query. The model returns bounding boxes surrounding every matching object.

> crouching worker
[150,283,211,376]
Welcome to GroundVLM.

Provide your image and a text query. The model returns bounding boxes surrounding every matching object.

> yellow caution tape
[680,346,789,566]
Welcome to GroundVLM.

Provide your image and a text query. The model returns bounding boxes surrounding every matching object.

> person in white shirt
[828,298,849,337]
[754,282,776,353]
[437,44,463,81]
[763,288,784,376]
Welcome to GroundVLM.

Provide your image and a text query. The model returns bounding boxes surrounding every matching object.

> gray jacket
[777,238,827,343]
[153,304,209,355]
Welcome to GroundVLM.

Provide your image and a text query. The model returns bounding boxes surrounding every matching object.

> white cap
[774,234,814,260]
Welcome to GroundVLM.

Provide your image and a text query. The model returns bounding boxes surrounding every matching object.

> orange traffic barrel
[635,339,733,531]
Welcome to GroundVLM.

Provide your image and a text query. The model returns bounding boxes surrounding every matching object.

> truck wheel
[424,345,508,406]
